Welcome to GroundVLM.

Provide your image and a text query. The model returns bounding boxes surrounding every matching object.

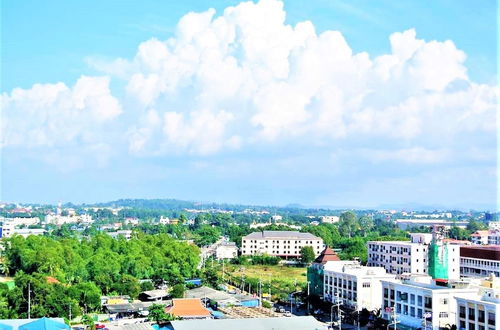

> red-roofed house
[165,298,211,319]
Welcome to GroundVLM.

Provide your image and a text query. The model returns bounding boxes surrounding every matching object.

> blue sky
[1,0,497,209]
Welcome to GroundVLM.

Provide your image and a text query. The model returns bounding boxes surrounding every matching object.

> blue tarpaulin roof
[0,322,14,330]
[19,318,69,330]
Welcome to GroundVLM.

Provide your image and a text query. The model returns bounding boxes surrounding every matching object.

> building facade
[381,275,477,330]
[460,246,500,278]
[367,233,460,279]
[323,262,395,311]
[241,231,324,257]
[216,242,238,260]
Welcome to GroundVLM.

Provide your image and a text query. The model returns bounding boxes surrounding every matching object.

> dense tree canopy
[0,233,200,318]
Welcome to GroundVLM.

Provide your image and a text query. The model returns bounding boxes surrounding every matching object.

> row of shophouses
[307,229,499,330]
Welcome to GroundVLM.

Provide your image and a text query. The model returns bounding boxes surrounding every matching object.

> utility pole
[387,307,399,330]
[28,282,31,319]
[307,281,310,315]
[333,291,342,330]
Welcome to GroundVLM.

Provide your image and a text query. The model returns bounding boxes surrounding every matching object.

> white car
[284,312,292,317]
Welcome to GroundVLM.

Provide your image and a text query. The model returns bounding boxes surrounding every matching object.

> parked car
[284,312,292,317]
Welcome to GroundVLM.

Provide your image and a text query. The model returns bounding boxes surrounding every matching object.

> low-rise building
[470,230,489,245]
[108,230,133,240]
[460,245,500,278]
[320,216,340,224]
[381,275,477,330]
[323,262,395,311]
[216,242,238,260]
[241,231,324,258]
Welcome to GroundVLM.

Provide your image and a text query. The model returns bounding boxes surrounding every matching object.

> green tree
[148,304,168,324]
[300,246,315,264]
[358,216,374,236]
[339,212,359,238]
[170,284,185,298]
[81,314,95,330]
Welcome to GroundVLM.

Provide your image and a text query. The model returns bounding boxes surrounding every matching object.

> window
[478,310,485,323]
[410,307,415,317]
[439,312,448,318]
[469,308,475,320]
[488,312,495,325]
[417,309,423,318]
[362,282,371,288]
[410,294,415,305]
[384,288,389,298]
[417,295,423,307]
[441,298,448,305]
[459,306,466,318]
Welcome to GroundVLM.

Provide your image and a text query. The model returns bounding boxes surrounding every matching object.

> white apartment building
[381,275,477,330]
[45,214,93,226]
[395,219,468,230]
[460,246,500,278]
[367,234,460,279]
[241,231,324,257]
[456,291,499,330]
[0,222,46,238]
[216,242,238,260]
[0,216,40,227]
[323,261,395,311]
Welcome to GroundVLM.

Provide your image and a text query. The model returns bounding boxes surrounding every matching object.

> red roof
[460,245,500,261]
[46,276,60,284]
[165,298,211,318]
[470,230,489,237]
[314,247,341,264]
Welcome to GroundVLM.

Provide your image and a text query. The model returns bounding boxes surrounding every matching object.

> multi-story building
[0,222,46,238]
[455,274,499,330]
[381,275,477,330]
[395,219,468,230]
[470,230,489,245]
[470,229,500,245]
[241,231,324,258]
[460,246,500,278]
[215,242,238,260]
[368,232,460,279]
[323,262,395,311]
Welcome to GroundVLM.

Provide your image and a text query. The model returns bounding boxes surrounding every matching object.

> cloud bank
[2,0,497,165]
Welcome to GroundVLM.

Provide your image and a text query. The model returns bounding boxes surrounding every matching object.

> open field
[224,264,307,284]
[219,264,307,301]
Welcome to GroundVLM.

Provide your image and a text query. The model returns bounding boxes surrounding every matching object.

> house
[165,298,212,319]
[470,230,489,245]
[139,289,169,302]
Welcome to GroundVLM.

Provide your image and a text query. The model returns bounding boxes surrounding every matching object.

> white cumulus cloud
[1,76,121,148]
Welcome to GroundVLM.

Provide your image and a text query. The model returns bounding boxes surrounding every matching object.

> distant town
[0,199,498,330]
